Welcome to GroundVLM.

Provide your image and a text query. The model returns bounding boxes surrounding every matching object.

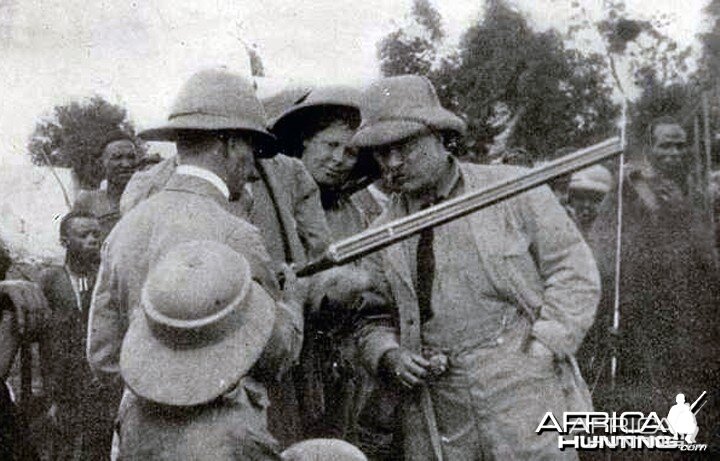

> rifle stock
[296,137,622,277]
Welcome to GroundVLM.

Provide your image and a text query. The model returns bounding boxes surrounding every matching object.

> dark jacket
[40,265,122,460]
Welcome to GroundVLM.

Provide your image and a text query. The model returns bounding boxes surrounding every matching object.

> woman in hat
[269,85,387,450]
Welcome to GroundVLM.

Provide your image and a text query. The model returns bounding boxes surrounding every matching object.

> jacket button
[496,337,504,345]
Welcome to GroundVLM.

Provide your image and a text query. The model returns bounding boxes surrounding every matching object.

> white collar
[176,164,230,200]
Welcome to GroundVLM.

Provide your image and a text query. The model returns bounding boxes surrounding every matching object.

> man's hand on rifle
[382,347,430,389]
[0,280,50,339]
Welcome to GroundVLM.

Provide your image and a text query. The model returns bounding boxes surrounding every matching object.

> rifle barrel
[297,137,622,277]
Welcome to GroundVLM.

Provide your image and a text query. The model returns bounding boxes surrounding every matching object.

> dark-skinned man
[88,69,304,459]
[74,131,139,239]
[347,75,599,460]
[37,210,122,460]
[589,117,719,435]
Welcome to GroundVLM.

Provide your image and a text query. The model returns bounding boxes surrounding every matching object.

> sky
[0,0,710,165]
[0,0,710,262]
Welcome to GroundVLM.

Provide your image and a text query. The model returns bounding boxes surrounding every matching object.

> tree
[377,0,445,77]
[435,0,619,160]
[562,0,696,154]
[28,96,136,189]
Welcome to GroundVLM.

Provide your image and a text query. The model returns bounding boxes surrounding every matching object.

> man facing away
[349,75,600,460]
[87,69,304,459]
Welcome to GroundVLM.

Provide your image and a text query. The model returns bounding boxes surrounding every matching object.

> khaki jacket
[358,163,600,458]
[120,154,330,265]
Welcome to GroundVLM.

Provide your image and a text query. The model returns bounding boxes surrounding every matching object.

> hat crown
[302,85,362,111]
[349,75,466,148]
[362,75,439,123]
[268,84,362,132]
[170,69,267,126]
[144,240,250,325]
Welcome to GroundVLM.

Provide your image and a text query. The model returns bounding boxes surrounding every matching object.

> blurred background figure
[73,131,139,239]
[567,164,613,235]
[588,117,719,434]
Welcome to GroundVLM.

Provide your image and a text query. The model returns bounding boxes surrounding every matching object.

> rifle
[296,137,623,277]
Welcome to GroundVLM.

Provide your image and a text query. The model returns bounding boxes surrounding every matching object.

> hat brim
[271,104,360,134]
[349,120,428,149]
[120,282,276,407]
[349,108,467,148]
[139,114,275,143]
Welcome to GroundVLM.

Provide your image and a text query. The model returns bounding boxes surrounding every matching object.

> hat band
[372,115,432,129]
[169,110,234,121]
[145,290,249,350]
[141,261,252,350]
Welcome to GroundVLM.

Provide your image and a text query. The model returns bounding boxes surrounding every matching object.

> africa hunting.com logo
[536,392,708,452]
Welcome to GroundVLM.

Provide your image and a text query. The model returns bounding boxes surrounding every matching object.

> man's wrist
[380,347,400,373]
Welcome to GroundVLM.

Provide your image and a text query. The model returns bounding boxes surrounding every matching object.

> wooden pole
[702,92,714,227]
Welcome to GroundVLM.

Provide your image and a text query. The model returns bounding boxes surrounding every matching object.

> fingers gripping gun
[296,137,623,277]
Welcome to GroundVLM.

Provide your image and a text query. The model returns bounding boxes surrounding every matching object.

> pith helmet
[120,240,276,407]
[281,439,367,461]
[139,69,275,150]
[349,75,466,148]
[270,85,362,143]
[569,164,613,194]
[262,85,313,127]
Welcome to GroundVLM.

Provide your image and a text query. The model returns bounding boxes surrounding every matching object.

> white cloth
[176,165,230,200]
[65,266,91,311]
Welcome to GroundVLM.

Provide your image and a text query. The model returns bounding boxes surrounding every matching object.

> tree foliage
[378,0,619,161]
[565,0,692,91]
[377,0,444,77]
[28,96,136,189]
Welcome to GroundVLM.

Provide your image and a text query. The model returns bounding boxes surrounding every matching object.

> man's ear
[59,237,69,249]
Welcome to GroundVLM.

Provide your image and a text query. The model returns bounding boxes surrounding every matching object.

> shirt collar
[436,157,462,201]
[176,165,230,200]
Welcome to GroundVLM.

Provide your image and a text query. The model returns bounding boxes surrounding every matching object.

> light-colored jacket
[120,154,330,265]
[358,162,600,458]
[88,173,302,458]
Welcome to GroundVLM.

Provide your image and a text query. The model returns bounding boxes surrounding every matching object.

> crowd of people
[1,68,718,460]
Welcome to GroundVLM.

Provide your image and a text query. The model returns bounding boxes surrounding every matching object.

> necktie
[415,227,435,324]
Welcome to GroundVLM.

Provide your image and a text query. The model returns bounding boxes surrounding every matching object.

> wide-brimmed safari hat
[120,240,276,407]
[139,69,275,155]
[270,85,362,146]
[281,439,367,461]
[267,85,379,188]
[349,75,466,148]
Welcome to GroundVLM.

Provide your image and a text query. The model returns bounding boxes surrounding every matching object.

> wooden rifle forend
[296,137,623,277]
